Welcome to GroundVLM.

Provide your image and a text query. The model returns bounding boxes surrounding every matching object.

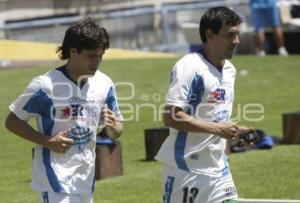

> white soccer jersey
[155,51,236,177]
[9,66,123,194]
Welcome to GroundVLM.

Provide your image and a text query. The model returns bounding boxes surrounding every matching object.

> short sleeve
[105,85,124,122]
[9,76,50,121]
[165,58,197,108]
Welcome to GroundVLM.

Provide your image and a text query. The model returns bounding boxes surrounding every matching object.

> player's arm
[102,107,123,140]
[163,105,251,140]
[5,112,74,153]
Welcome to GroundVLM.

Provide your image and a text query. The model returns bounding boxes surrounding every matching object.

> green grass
[0,55,300,202]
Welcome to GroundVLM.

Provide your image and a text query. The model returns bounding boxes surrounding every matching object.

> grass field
[0,55,300,202]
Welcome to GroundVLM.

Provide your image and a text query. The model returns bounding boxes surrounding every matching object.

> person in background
[5,17,123,203]
[250,0,289,56]
[155,7,253,203]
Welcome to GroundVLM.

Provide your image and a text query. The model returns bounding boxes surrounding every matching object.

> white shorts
[161,164,238,203]
[36,192,93,203]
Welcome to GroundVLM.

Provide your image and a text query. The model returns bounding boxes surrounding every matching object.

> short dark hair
[199,7,242,43]
[57,17,110,60]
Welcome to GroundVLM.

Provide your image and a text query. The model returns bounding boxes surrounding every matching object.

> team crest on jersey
[208,88,225,103]
[69,125,92,146]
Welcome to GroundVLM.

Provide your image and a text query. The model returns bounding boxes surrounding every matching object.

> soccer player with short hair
[155,7,252,203]
[5,17,123,203]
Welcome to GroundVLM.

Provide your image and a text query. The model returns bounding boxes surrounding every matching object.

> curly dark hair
[57,17,110,60]
[199,7,242,43]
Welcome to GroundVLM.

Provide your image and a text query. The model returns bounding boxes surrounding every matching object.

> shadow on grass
[136,158,157,162]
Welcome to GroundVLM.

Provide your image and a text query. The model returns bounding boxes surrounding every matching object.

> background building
[0,0,299,53]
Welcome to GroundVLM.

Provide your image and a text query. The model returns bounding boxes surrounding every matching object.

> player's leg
[267,4,281,29]
[256,31,266,56]
[208,174,238,203]
[161,164,210,203]
[273,26,285,48]
[266,5,288,55]
[252,7,266,55]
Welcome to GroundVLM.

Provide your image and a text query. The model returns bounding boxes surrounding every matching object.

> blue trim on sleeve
[105,86,120,113]
[174,74,205,171]
[163,176,175,203]
[186,73,205,115]
[23,89,55,136]
[23,89,53,116]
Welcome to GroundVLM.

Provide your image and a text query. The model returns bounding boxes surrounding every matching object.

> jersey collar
[56,66,87,89]
[199,47,223,73]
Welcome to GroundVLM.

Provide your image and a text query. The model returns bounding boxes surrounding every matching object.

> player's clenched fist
[102,106,117,128]
[101,105,123,140]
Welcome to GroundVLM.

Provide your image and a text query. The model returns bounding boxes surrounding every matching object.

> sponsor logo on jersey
[213,110,230,122]
[61,106,71,118]
[60,104,83,118]
[60,96,85,119]
[208,88,225,103]
[59,97,100,124]
[60,104,83,119]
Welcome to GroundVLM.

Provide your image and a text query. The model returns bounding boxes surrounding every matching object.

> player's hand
[46,131,74,153]
[101,105,123,139]
[236,126,253,137]
[215,122,240,140]
[216,122,253,140]
[236,126,256,147]
[102,106,117,128]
